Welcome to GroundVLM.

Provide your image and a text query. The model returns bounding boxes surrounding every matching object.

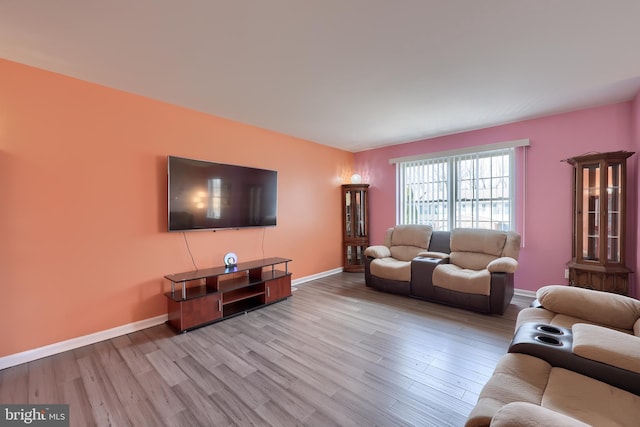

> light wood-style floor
[0,272,532,427]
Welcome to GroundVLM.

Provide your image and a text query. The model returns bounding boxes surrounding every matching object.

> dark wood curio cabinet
[342,184,369,272]
[566,151,634,294]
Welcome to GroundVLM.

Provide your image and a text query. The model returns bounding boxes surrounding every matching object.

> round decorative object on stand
[224,252,237,267]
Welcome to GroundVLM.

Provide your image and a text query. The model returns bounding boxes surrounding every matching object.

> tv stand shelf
[164,257,292,332]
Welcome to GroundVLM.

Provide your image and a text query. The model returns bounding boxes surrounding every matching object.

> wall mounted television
[168,156,278,231]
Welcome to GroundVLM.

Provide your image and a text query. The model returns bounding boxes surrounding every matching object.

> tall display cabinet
[565,151,634,295]
[342,184,369,272]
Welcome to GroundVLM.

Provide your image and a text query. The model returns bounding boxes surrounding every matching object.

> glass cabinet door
[581,163,600,261]
[344,188,367,239]
[606,162,622,262]
[579,159,624,263]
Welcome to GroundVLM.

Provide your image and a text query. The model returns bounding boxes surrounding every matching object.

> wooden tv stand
[164,257,292,332]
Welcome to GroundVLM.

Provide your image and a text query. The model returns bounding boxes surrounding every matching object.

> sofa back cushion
[449,228,520,270]
[537,285,640,331]
[390,245,426,262]
[390,224,432,248]
[450,252,498,271]
[379,224,432,261]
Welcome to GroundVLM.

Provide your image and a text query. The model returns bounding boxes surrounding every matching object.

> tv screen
[168,156,278,231]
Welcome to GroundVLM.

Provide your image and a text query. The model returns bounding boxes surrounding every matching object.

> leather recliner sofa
[466,285,640,426]
[364,226,521,314]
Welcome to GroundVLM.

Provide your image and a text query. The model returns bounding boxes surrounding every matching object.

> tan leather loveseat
[364,226,521,314]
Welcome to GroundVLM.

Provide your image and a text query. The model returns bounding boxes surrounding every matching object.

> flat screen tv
[168,156,278,231]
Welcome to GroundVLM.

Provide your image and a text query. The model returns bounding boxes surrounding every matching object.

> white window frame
[390,139,529,231]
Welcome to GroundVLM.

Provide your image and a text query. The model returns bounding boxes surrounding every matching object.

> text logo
[0,405,68,426]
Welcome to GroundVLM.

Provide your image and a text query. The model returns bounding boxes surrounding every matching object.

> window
[394,141,528,231]
[207,178,222,219]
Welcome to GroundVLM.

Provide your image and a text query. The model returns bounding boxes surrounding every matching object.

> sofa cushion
[451,228,508,257]
[515,308,634,334]
[537,285,640,330]
[389,245,426,262]
[491,402,590,427]
[450,252,497,271]
[541,367,640,426]
[572,323,640,374]
[465,354,551,427]
[370,258,411,282]
[389,224,432,248]
[466,353,640,427]
[432,264,491,295]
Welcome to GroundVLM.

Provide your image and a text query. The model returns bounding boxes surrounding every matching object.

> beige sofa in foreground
[465,352,640,427]
[467,285,640,426]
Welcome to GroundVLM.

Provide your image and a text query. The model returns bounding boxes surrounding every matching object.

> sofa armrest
[416,251,450,260]
[635,318,640,337]
[491,402,589,427]
[536,285,640,330]
[363,245,391,259]
[572,323,640,374]
[487,257,518,273]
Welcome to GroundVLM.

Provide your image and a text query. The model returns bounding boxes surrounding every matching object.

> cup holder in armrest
[534,335,562,346]
[536,325,564,335]
[509,323,572,358]
[510,322,640,395]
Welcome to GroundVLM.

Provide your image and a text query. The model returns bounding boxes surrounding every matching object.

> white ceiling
[2,1,640,152]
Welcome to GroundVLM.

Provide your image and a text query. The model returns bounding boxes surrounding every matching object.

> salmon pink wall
[0,59,353,358]
[354,102,637,295]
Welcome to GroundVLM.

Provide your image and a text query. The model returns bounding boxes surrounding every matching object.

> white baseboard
[0,314,168,370]
[514,288,536,299]
[0,267,343,370]
[291,267,343,286]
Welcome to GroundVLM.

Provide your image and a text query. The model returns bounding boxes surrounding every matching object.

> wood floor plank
[57,377,95,427]
[134,369,186,421]
[207,363,270,410]
[28,356,59,403]
[243,370,316,423]
[146,349,189,387]
[111,334,155,376]
[254,399,301,427]
[50,349,82,383]
[241,350,296,389]
[173,355,226,396]
[287,377,374,427]
[0,272,533,426]
[0,362,28,404]
[171,380,232,426]
[76,354,132,426]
